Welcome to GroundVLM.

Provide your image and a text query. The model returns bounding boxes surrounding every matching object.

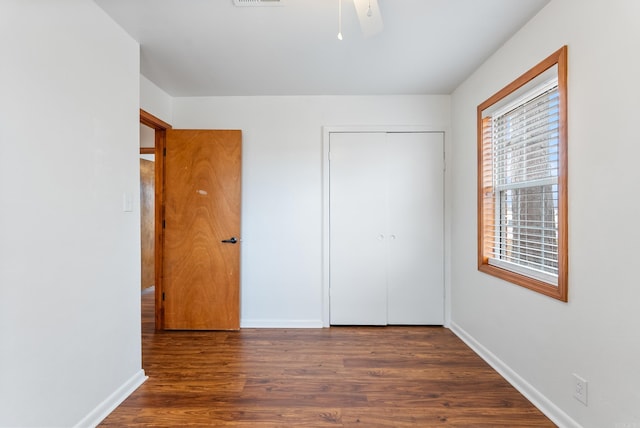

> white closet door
[329,131,444,326]
[329,132,388,325]
[386,132,444,324]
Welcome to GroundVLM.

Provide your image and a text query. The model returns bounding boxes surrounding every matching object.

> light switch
[123,192,133,212]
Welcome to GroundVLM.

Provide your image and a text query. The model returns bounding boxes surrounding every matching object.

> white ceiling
[95,0,550,97]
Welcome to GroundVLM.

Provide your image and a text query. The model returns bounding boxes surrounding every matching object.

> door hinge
[162,292,165,301]
[328,151,331,161]
[163,147,167,156]
[162,219,166,229]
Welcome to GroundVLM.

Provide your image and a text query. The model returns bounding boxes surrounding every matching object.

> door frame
[140,109,172,331]
[322,125,448,327]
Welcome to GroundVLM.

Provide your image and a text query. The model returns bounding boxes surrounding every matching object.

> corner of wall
[140,74,173,125]
[449,322,580,428]
[73,371,147,428]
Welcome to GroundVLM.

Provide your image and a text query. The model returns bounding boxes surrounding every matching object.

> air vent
[233,0,285,6]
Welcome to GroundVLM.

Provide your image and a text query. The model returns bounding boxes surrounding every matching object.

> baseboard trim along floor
[449,322,580,428]
[74,369,147,428]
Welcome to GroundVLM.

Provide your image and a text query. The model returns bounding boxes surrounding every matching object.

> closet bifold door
[328,131,444,326]
[329,132,388,325]
[386,132,444,325]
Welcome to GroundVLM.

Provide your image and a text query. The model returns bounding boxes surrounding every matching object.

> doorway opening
[140,123,155,293]
[139,109,171,331]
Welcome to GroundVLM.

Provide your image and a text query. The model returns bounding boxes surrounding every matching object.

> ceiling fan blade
[353,0,384,37]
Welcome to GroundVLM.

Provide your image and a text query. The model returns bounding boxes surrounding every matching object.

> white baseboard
[449,322,580,428]
[74,369,147,428]
[241,319,324,328]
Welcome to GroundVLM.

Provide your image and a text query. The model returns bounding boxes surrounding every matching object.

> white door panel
[329,132,388,325]
[386,132,444,324]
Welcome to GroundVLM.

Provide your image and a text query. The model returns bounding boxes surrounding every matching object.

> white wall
[0,1,144,426]
[141,75,173,125]
[449,0,640,427]
[140,123,155,148]
[172,95,450,327]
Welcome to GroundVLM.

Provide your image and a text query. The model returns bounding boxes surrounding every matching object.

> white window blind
[486,81,560,285]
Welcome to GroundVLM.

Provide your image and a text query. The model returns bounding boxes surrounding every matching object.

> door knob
[221,237,238,244]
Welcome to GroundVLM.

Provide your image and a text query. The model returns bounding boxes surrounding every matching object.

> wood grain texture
[140,158,155,290]
[154,127,166,330]
[163,129,242,330]
[100,291,555,427]
[139,109,171,330]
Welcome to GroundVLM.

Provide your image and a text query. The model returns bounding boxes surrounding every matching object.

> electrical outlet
[573,373,588,406]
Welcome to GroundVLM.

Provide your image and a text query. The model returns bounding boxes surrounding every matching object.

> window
[478,46,568,301]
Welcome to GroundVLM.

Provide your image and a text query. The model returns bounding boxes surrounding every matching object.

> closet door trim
[322,125,446,327]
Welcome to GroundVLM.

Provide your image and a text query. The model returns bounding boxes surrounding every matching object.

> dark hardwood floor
[100,290,555,427]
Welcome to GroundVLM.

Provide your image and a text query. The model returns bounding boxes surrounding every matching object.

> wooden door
[329,132,444,325]
[163,129,242,330]
[140,158,155,290]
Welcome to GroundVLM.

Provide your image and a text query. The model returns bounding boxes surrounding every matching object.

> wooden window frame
[477,46,568,301]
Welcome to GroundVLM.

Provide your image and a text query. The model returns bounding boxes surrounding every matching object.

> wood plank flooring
[100,290,555,427]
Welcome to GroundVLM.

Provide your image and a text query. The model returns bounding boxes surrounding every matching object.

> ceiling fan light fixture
[337,0,343,40]
[354,0,383,37]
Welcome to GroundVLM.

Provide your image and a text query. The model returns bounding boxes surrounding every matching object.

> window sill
[478,261,567,302]
[488,258,557,286]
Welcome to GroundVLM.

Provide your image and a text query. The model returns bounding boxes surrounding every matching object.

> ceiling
[95,0,550,97]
